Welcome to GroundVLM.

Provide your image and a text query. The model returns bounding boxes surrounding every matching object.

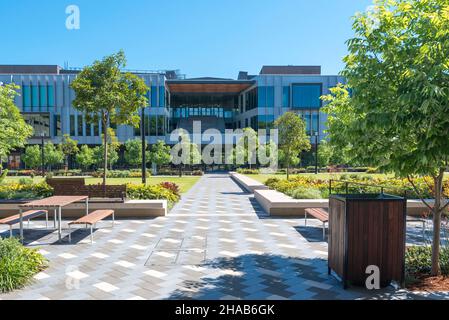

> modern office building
[0,64,344,168]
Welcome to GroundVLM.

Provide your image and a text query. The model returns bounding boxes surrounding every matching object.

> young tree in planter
[60,134,79,173]
[22,145,41,170]
[274,112,311,180]
[124,139,150,168]
[71,50,148,187]
[44,142,64,171]
[322,0,449,276]
[0,83,33,174]
[76,145,95,171]
[150,140,171,175]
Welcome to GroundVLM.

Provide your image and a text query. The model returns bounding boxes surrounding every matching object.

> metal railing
[329,179,410,199]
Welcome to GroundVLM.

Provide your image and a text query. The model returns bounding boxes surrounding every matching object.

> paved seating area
[0,174,446,300]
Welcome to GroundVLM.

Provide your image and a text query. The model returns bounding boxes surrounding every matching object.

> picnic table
[19,196,89,242]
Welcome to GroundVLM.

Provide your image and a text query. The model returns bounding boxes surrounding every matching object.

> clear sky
[1,0,373,78]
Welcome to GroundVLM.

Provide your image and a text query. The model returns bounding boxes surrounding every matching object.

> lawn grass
[3,176,201,194]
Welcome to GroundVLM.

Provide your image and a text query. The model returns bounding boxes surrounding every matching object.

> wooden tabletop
[20,196,88,208]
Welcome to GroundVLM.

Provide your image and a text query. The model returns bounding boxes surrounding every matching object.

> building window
[157,115,165,136]
[292,84,322,109]
[159,87,165,107]
[39,85,47,110]
[70,115,76,136]
[282,86,290,107]
[31,86,39,110]
[151,86,158,107]
[258,86,275,108]
[48,85,55,107]
[22,85,31,110]
[93,121,99,136]
[23,113,50,137]
[86,123,93,137]
[53,115,61,137]
[77,115,83,136]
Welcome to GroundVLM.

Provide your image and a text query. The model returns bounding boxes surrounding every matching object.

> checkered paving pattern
[1,173,448,300]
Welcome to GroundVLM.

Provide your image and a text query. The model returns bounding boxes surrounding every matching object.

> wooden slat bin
[328,194,406,289]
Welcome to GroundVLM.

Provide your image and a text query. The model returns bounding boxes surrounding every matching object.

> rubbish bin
[328,193,406,289]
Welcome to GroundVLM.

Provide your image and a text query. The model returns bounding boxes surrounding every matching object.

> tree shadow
[165,253,415,300]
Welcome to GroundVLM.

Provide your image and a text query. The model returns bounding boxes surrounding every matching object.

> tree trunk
[286,161,290,181]
[103,118,108,195]
[431,170,445,276]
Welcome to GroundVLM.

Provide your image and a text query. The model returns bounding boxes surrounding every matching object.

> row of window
[69,115,101,137]
[22,84,56,110]
[133,115,167,137]
[171,107,233,119]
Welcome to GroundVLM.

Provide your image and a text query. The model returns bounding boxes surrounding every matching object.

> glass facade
[298,111,319,135]
[23,113,50,137]
[22,84,56,111]
[159,86,165,107]
[292,84,322,109]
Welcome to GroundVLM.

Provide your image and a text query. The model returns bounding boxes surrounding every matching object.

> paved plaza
[1,174,448,300]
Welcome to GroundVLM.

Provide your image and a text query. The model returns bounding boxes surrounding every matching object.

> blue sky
[1,0,373,78]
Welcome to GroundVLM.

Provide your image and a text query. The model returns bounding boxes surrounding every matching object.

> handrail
[329,179,410,199]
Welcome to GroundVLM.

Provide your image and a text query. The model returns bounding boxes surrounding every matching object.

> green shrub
[406,246,449,277]
[0,238,47,293]
[126,184,180,204]
[0,182,53,200]
[288,186,323,199]
[265,177,280,189]
[236,168,260,175]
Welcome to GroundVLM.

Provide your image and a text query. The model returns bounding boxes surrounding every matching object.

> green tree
[322,0,449,275]
[71,50,148,186]
[76,145,95,171]
[150,140,171,173]
[124,139,149,168]
[274,112,311,179]
[0,83,33,172]
[278,149,300,169]
[60,134,79,172]
[44,142,64,170]
[317,140,333,168]
[171,130,201,177]
[22,145,41,170]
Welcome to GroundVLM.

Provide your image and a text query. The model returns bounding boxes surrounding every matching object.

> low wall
[229,172,269,193]
[0,199,167,219]
[254,189,432,217]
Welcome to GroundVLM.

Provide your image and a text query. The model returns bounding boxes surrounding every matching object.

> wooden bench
[47,177,127,201]
[68,209,115,243]
[0,210,48,237]
[305,208,329,240]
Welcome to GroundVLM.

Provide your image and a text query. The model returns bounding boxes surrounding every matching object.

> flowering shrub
[158,182,180,197]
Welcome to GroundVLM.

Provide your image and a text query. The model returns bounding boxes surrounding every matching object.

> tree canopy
[71,50,148,185]
[0,83,33,162]
[274,112,311,179]
[322,0,449,275]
